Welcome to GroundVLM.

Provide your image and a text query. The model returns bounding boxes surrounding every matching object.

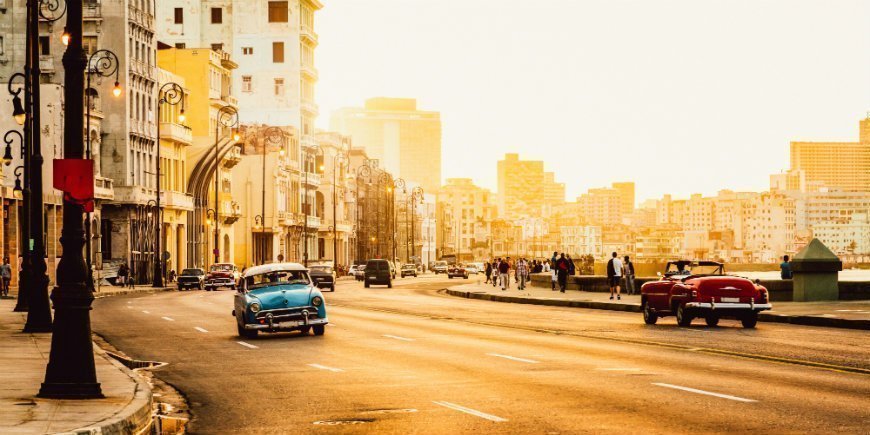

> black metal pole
[332,162,337,267]
[213,121,219,265]
[303,155,308,266]
[39,0,102,398]
[24,0,52,333]
[12,69,31,313]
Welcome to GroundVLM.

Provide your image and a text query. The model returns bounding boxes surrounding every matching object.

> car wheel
[676,303,693,326]
[741,312,758,329]
[464,274,468,279]
[364,282,370,288]
[299,326,311,335]
[448,275,453,279]
[705,315,720,327]
[642,299,658,325]
[313,325,326,336]
[330,285,335,292]
[387,280,393,289]
[237,322,258,339]
[197,283,203,290]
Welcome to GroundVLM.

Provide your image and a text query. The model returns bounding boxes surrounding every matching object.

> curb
[56,345,153,435]
[444,289,870,330]
[93,286,176,299]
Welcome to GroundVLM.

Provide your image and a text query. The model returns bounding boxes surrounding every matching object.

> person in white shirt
[606,252,624,300]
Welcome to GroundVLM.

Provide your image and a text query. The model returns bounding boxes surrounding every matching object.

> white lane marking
[680,328,712,333]
[141,310,150,314]
[161,316,175,322]
[486,353,539,364]
[652,383,757,403]
[383,334,415,342]
[194,327,209,333]
[432,401,508,422]
[596,368,642,371]
[308,363,344,373]
[237,341,258,349]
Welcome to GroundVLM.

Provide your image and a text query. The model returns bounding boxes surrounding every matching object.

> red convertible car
[640,261,771,328]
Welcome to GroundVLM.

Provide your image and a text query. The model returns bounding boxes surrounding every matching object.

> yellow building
[496,153,565,220]
[158,47,241,268]
[437,178,497,260]
[789,117,870,192]
[330,98,442,194]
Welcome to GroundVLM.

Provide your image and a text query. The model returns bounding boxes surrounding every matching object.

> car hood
[248,285,314,310]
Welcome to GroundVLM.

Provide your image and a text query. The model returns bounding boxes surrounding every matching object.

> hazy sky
[316,0,870,203]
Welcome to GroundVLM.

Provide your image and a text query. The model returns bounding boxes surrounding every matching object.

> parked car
[232,262,328,338]
[177,268,205,290]
[466,263,484,274]
[364,259,392,288]
[309,265,336,292]
[640,260,771,328]
[348,265,361,277]
[353,265,366,281]
[205,263,240,291]
[433,261,449,274]
[447,264,470,279]
[400,263,418,278]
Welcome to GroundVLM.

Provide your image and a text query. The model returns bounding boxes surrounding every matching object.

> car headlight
[311,296,323,307]
[249,302,261,313]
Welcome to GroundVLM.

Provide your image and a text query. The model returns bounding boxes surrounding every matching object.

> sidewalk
[0,299,153,434]
[446,281,870,330]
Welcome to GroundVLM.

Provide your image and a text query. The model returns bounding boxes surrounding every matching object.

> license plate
[721,297,740,303]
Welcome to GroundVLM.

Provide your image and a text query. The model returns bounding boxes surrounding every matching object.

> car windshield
[402,265,415,269]
[310,266,332,274]
[666,262,723,276]
[181,269,203,276]
[210,264,233,272]
[246,270,310,290]
[435,261,447,266]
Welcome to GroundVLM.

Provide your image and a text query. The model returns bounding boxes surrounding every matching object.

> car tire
[330,285,335,292]
[642,299,658,325]
[364,282,370,288]
[448,275,453,279]
[197,283,203,290]
[741,312,758,329]
[313,325,326,336]
[387,281,393,289]
[237,322,258,339]
[464,274,468,279]
[705,315,720,327]
[299,326,311,335]
[676,303,693,326]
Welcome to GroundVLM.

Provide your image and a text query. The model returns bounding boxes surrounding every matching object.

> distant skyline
[316,0,870,203]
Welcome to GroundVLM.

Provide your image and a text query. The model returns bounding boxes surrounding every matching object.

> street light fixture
[153,81,185,287]
[12,166,24,198]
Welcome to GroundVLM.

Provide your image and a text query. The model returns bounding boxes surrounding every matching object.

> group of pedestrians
[605,252,636,300]
[484,257,539,291]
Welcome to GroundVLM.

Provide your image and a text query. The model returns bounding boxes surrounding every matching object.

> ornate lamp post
[213,106,239,264]
[153,82,184,287]
[2,128,28,312]
[330,151,348,269]
[376,171,394,259]
[409,187,424,262]
[354,164,372,263]
[391,178,406,263]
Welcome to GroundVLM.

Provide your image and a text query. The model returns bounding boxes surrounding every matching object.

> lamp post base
[38,382,103,399]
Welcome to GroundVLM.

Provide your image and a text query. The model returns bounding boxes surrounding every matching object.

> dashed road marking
[596,368,642,371]
[194,327,209,333]
[161,316,175,322]
[652,383,757,403]
[432,401,508,422]
[237,341,258,349]
[383,334,414,342]
[486,353,539,364]
[141,310,150,314]
[680,328,712,333]
[308,363,344,373]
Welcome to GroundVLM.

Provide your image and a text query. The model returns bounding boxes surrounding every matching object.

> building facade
[496,153,565,221]
[789,117,870,192]
[436,178,497,261]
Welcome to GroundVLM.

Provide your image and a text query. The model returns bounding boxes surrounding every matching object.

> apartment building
[496,153,565,221]
[437,178,497,260]
[789,116,870,192]
[316,131,354,266]
[560,226,603,258]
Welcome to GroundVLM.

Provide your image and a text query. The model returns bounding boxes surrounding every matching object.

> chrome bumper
[245,317,328,330]
[685,302,772,311]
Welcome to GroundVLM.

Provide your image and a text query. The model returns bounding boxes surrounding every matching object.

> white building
[560,226,602,258]
[810,213,870,256]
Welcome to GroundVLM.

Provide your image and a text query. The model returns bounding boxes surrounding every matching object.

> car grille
[255,306,320,322]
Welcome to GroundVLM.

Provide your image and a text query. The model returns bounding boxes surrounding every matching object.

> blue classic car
[232,263,328,338]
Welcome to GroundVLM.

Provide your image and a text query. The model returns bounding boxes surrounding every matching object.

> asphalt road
[92,274,870,434]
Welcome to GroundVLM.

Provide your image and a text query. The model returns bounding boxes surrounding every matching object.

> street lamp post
[6,75,31,314]
[354,163,372,263]
[410,187,424,263]
[331,151,348,268]
[213,106,239,264]
[153,82,184,287]
[40,0,103,398]
[205,208,216,264]
[391,178,405,263]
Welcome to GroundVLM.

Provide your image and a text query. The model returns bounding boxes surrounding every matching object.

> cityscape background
[0,0,867,291]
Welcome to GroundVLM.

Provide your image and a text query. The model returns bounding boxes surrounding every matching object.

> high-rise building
[612,182,636,215]
[496,153,565,221]
[789,117,870,192]
[437,178,497,261]
[330,98,442,193]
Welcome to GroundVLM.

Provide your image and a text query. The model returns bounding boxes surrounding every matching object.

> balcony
[83,0,102,19]
[222,146,242,168]
[302,172,320,187]
[301,135,317,149]
[38,56,54,72]
[301,63,318,80]
[130,60,156,79]
[94,176,114,200]
[300,24,319,45]
[221,94,238,107]
[159,122,192,145]
[221,201,242,225]
[128,4,154,28]
[162,191,194,211]
[277,211,296,227]
[301,100,319,116]
[306,215,320,229]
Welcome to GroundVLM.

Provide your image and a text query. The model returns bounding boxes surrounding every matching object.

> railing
[222,146,242,168]
[303,172,320,186]
[84,0,101,18]
[301,100,318,115]
[94,176,114,200]
[306,215,320,228]
[300,63,318,80]
[300,24,319,44]
[222,94,238,107]
[38,56,54,72]
[128,4,154,28]
[159,122,192,144]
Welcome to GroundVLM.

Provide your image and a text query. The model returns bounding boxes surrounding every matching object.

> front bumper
[245,306,327,330]
[244,317,328,330]
[207,278,235,286]
[685,302,772,311]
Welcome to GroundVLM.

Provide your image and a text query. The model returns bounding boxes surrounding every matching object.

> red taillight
[691,290,698,298]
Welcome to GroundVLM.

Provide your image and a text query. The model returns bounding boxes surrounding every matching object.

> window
[242,47,253,55]
[211,43,223,52]
[83,36,98,56]
[38,36,50,56]
[274,78,284,96]
[272,42,284,63]
[174,7,183,24]
[174,42,186,49]
[268,1,288,22]
[242,76,252,92]
[211,7,222,24]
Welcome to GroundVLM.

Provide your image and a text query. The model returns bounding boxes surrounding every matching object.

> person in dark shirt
[780,255,793,279]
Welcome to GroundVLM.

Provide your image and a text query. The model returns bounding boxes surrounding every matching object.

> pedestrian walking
[485,261,493,284]
[516,258,529,290]
[0,257,11,297]
[499,257,511,290]
[780,255,792,280]
[492,259,500,287]
[556,253,569,292]
[623,255,635,295]
[551,266,558,290]
[606,252,623,300]
[567,255,576,276]
[117,263,128,287]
